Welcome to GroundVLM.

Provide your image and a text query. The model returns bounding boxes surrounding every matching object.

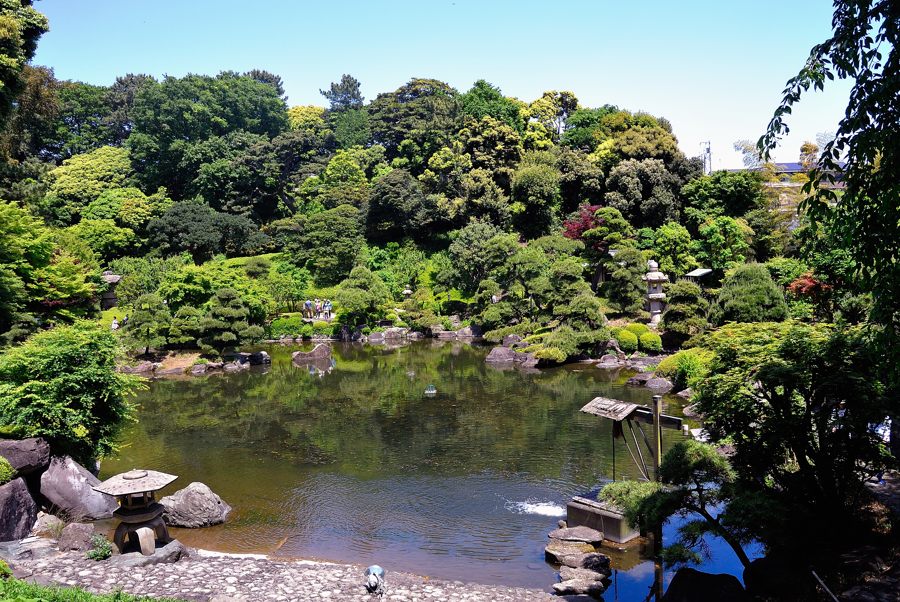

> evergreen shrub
[639,331,663,352]
[613,328,638,353]
[625,323,650,337]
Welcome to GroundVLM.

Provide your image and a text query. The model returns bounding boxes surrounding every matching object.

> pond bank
[9,546,555,602]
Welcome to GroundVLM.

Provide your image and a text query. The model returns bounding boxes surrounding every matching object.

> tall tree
[0,0,49,126]
[320,74,364,111]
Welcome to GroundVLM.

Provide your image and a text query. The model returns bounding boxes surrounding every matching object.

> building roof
[684,268,713,278]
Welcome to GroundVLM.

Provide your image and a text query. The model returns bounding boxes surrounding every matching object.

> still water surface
[102,341,753,596]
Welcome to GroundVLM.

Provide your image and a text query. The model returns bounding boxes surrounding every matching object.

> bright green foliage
[693,216,750,272]
[695,321,890,544]
[120,293,171,355]
[299,148,370,209]
[613,125,682,167]
[287,105,326,131]
[605,158,681,229]
[268,315,305,338]
[440,221,509,296]
[560,105,618,151]
[43,146,133,224]
[457,116,523,187]
[598,480,661,527]
[715,263,787,324]
[334,266,390,327]
[367,242,427,299]
[763,257,810,288]
[0,202,98,340]
[527,90,578,141]
[656,347,712,390]
[283,204,363,285]
[605,246,646,314]
[0,577,183,601]
[243,256,272,279]
[0,0,48,126]
[652,222,697,276]
[639,331,662,352]
[612,328,638,353]
[624,322,649,336]
[0,321,140,464]
[0,456,13,485]
[661,280,709,346]
[65,219,137,263]
[107,255,190,307]
[197,288,264,355]
[510,161,560,238]
[85,534,112,561]
[83,186,172,233]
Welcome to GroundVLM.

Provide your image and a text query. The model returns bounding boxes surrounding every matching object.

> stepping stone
[559,566,608,582]
[544,540,596,564]
[552,578,607,596]
[548,525,603,545]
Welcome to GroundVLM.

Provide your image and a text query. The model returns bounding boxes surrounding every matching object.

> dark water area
[102,341,758,596]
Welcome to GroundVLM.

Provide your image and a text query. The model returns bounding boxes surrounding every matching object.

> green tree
[510,161,560,238]
[365,168,427,242]
[761,1,900,384]
[528,90,578,140]
[335,266,390,327]
[605,158,681,228]
[441,221,510,296]
[681,170,766,233]
[459,80,524,132]
[197,287,264,355]
[693,216,750,272]
[0,321,140,464]
[652,222,697,276]
[166,305,203,348]
[120,293,171,355]
[283,204,363,285]
[42,146,134,224]
[660,279,709,347]
[0,0,48,127]
[66,219,137,263]
[329,108,370,149]
[605,246,646,314]
[560,105,618,151]
[320,74,364,111]
[714,263,787,324]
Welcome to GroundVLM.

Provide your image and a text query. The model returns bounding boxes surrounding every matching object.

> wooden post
[652,394,664,600]
[652,395,663,482]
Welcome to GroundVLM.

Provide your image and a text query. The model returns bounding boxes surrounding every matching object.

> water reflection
[102,341,744,594]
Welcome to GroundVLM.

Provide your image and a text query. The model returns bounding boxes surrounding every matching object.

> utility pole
[700,141,712,174]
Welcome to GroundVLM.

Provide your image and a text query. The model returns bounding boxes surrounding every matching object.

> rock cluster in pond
[291,343,332,363]
[484,346,539,368]
[160,482,232,528]
[544,522,611,597]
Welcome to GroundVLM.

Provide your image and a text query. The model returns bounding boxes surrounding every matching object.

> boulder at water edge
[662,567,750,602]
[160,482,231,528]
[0,438,50,476]
[485,346,516,363]
[292,343,332,363]
[502,334,522,347]
[40,456,118,520]
[110,539,190,568]
[0,478,38,542]
[548,525,604,546]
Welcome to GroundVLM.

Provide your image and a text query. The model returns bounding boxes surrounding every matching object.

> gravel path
[10,547,559,602]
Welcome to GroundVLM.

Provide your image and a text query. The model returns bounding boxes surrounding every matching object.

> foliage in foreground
[0,321,141,464]
[0,575,183,601]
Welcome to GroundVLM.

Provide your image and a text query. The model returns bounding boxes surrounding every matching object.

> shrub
[534,346,567,363]
[299,324,313,339]
[656,348,713,390]
[612,328,638,353]
[0,457,14,485]
[312,321,331,334]
[0,322,140,464]
[715,263,788,324]
[639,331,663,352]
[598,480,662,527]
[625,323,650,337]
[85,535,113,561]
[661,279,709,347]
[268,315,304,338]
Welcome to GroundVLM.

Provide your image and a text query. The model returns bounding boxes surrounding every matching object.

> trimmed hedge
[613,328,639,353]
[624,323,650,337]
[656,348,713,390]
[268,315,304,338]
[639,331,663,352]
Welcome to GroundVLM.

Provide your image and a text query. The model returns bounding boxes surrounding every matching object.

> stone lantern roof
[92,469,178,497]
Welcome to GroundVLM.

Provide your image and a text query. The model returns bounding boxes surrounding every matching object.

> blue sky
[33,0,851,169]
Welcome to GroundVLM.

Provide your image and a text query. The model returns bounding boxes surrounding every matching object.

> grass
[0,578,185,601]
[99,307,132,329]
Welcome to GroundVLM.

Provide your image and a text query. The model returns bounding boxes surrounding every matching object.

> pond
[101,341,755,597]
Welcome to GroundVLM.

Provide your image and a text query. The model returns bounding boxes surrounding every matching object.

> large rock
[292,343,332,363]
[485,346,516,363]
[0,478,38,542]
[160,482,231,528]
[119,361,155,374]
[645,377,674,391]
[190,363,208,375]
[662,567,750,602]
[57,522,94,551]
[0,437,49,475]
[456,325,482,338]
[559,565,609,582]
[367,331,385,344]
[30,512,64,537]
[383,327,408,340]
[544,539,596,564]
[248,351,270,365]
[548,525,603,545]
[626,372,654,386]
[436,330,457,340]
[110,539,190,568]
[502,334,522,347]
[39,456,117,520]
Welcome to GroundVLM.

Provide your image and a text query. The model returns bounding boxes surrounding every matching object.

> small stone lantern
[93,469,178,555]
[402,285,413,299]
[643,260,669,327]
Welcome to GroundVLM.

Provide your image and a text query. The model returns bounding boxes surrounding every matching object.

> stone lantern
[93,468,178,554]
[643,260,669,327]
